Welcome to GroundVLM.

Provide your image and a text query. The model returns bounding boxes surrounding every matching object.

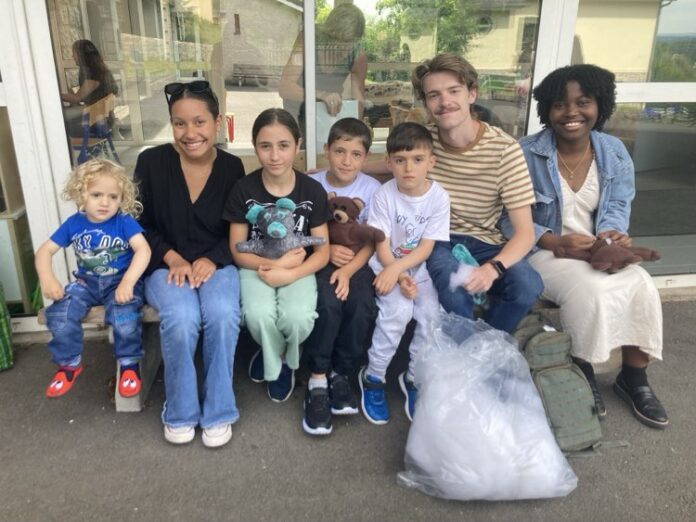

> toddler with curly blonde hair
[35,158,151,399]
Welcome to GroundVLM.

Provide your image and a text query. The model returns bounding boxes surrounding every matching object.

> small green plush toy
[451,244,488,307]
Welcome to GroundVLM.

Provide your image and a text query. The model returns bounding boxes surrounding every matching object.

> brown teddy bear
[327,192,385,253]
[554,237,661,273]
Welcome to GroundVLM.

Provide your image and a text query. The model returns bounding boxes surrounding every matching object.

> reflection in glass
[605,103,696,274]
[574,0,696,83]
[0,107,38,316]
[47,0,297,165]
[353,0,541,147]
[280,2,367,151]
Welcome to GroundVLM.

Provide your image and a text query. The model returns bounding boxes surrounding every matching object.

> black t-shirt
[223,169,331,241]
[135,144,245,274]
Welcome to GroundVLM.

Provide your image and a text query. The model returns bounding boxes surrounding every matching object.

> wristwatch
[486,259,507,279]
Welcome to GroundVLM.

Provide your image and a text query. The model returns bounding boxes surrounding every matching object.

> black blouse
[135,144,245,274]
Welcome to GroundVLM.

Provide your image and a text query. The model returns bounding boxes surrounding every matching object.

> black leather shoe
[614,372,669,429]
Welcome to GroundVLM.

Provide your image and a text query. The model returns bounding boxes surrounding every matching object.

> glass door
[572,0,696,277]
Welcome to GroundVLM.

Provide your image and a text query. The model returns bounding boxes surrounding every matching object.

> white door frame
[0,0,73,332]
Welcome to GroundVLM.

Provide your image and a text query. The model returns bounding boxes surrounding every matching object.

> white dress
[528,160,662,372]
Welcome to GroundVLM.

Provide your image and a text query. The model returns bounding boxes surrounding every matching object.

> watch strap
[486,259,507,278]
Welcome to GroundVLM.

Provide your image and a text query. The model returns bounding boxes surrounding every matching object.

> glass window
[605,103,696,275]
[574,0,696,82]
[46,0,301,169]
[222,1,300,154]
[0,107,38,316]
[574,0,696,276]
[287,0,542,164]
[47,1,543,169]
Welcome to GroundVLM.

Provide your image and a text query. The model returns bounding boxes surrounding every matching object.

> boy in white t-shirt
[299,118,381,436]
[360,122,450,425]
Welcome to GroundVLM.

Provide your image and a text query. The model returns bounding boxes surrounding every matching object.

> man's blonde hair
[62,158,142,218]
[411,53,479,101]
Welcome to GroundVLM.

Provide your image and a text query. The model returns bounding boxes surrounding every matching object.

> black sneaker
[329,373,358,415]
[267,364,295,402]
[303,386,333,436]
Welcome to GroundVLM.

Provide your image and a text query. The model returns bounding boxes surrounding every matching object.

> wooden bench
[38,305,162,413]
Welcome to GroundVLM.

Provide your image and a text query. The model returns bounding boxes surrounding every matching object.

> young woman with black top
[135,81,245,447]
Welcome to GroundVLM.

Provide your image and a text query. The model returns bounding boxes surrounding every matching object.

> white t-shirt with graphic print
[309,170,381,223]
[367,178,450,277]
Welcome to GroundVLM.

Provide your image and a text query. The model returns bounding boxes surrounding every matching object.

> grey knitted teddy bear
[235,197,325,259]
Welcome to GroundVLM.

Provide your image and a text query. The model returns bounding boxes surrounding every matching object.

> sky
[658,0,696,34]
[346,0,378,18]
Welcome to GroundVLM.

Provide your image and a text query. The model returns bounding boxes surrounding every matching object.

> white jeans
[366,263,440,380]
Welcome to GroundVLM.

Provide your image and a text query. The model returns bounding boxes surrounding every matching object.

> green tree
[316,0,331,24]
[374,0,479,55]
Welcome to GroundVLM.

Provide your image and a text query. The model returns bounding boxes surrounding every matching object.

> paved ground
[1,301,695,522]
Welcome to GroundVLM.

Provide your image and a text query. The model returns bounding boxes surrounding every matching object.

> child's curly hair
[62,159,142,218]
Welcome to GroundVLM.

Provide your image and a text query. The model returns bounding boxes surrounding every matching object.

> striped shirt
[429,122,535,245]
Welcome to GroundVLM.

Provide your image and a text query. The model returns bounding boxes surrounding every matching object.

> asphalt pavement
[1,300,694,521]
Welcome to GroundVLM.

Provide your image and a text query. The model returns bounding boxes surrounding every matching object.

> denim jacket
[499,128,635,247]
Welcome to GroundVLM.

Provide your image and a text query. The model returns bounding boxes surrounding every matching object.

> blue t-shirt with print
[50,212,143,276]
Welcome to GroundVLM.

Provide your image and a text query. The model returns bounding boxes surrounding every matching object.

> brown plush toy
[554,237,661,274]
[327,192,385,253]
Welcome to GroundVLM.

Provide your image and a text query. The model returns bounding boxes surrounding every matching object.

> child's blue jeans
[45,273,144,367]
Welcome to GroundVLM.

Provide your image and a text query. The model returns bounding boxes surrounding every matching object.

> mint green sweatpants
[239,268,318,381]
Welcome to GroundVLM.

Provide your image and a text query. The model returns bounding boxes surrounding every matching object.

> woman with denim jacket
[515,64,667,429]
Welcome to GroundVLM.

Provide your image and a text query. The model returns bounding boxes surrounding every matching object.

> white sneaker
[163,424,195,445]
[202,423,232,448]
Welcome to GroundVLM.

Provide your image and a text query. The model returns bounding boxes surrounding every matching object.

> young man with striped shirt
[412,53,542,333]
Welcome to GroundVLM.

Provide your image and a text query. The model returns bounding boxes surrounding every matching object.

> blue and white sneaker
[398,371,417,422]
[267,363,295,402]
[248,349,264,383]
[358,367,389,425]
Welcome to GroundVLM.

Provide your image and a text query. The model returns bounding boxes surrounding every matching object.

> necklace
[557,143,591,180]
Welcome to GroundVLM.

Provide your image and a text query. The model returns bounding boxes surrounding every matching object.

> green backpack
[514,319,602,452]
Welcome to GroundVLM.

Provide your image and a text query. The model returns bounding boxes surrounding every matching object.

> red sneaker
[118,366,141,398]
[45,365,83,398]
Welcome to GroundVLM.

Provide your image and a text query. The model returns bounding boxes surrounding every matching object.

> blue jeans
[46,273,143,366]
[145,265,241,429]
[427,235,543,333]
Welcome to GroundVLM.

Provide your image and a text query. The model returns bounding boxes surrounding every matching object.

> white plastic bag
[397,312,577,501]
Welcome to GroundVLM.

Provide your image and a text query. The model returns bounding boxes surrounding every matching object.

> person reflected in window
[278,2,367,133]
[501,64,668,429]
[61,39,119,136]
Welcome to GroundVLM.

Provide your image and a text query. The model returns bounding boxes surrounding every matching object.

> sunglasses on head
[164,80,218,105]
